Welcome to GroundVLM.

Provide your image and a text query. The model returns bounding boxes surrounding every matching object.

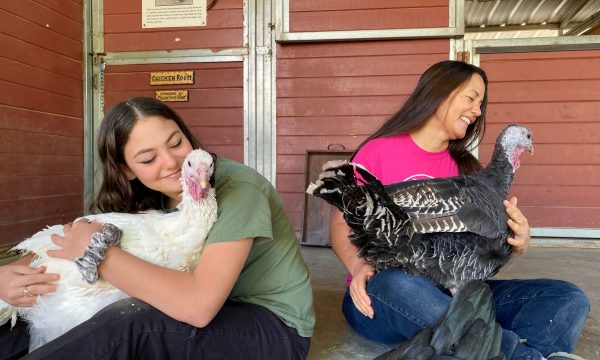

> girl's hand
[0,264,59,307]
[48,219,103,261]
[504,197,531,256]
[348,261,375,319]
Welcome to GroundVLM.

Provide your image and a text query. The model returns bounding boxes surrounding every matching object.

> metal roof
[465,0,600,39]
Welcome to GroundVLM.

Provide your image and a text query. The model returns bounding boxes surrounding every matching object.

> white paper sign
[142,0,206,29]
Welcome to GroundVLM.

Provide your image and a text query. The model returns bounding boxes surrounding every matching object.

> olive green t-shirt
[205,157,315,338]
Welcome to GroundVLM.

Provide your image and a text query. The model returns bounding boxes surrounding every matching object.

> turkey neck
[473,141,515,199]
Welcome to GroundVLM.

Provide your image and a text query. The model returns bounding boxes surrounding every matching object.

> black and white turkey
[307,124,533,291]
[0,149,218,351]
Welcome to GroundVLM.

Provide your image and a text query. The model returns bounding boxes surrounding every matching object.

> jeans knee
[547,280,590,319]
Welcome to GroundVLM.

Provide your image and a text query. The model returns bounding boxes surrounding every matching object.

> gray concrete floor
[303,246,600,360]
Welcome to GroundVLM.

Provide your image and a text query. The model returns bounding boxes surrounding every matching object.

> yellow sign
[156,90,189,102]
[150,71,195,85]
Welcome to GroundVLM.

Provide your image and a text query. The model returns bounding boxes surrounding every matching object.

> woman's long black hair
[351,60,488,175]
[93,97,204,213]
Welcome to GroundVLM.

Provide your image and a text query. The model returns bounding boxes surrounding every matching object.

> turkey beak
[197,166,210,189]
[527,143,534,156]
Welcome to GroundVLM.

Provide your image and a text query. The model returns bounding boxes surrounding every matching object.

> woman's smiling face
[434,73,486,141]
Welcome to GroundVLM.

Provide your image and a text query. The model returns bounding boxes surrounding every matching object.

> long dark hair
[92,97,203,213]
[352,60,488,175]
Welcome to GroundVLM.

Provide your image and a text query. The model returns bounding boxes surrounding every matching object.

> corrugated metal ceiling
[465,0,600,39]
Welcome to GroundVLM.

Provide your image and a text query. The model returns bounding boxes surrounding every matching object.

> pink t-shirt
[346,134,459,285]
[353,134,459,185]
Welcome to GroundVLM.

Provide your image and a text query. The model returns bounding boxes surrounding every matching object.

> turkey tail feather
[307,161,410,267]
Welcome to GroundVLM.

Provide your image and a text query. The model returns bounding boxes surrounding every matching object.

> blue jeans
[342,269,589,360]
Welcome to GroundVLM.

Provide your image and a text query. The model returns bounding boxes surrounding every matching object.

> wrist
[75,223,122,284]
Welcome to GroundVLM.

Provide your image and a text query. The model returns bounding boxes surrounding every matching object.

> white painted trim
[473,35,600,53]
[532,228,600,239]
[531,238,600,248]
[103,49,248,65]
[278,27,460,43]
[83,0,94,214]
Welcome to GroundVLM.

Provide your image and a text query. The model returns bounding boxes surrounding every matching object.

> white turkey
[0,149,218,351]
[307,124,533,291]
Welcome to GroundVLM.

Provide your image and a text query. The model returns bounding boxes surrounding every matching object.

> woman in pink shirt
[330,60,588,360]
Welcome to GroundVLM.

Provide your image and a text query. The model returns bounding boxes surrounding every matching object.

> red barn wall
[289,0,449,32]
[479,50,600,229]
[104,62,244,163]
[0,1,84,245]
[276,39,450,233]
[104,0,243,52]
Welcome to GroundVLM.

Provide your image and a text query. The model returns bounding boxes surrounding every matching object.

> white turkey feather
[0,149,217,351]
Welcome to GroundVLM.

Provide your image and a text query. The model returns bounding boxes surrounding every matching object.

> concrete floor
[303,246,600,360]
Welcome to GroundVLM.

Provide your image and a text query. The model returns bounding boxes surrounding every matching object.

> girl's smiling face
[121,115,193,205]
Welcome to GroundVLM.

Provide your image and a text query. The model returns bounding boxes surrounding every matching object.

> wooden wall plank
[289,0,448,32]
[0,129,81,156]
[177,108,243,127]
[488,80,600,103]
[487,102,600,124]
[278,76,423,98]
[0,81,81,118]
[104,29,243,52]
[33,0,83,22]
[482,57,600,81]
[278,39,450,58]
[0,58,82,99]
[278,116,385,136]
[278,96,408,117]
[0,105,82,136]
[0,176,83,199]
[522,206,600,229]
[0,196,82,226]
[291,0,449,11]
[291,7,448,32]
[0,212,82,245]
[0,154,82,177]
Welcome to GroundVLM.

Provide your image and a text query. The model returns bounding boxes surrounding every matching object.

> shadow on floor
[302,246,600,360]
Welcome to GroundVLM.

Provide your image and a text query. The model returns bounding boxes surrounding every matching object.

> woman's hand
[504,197,531,256]
[47,219,102,261]
[348,261,375,319]
[0,263,59,307]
